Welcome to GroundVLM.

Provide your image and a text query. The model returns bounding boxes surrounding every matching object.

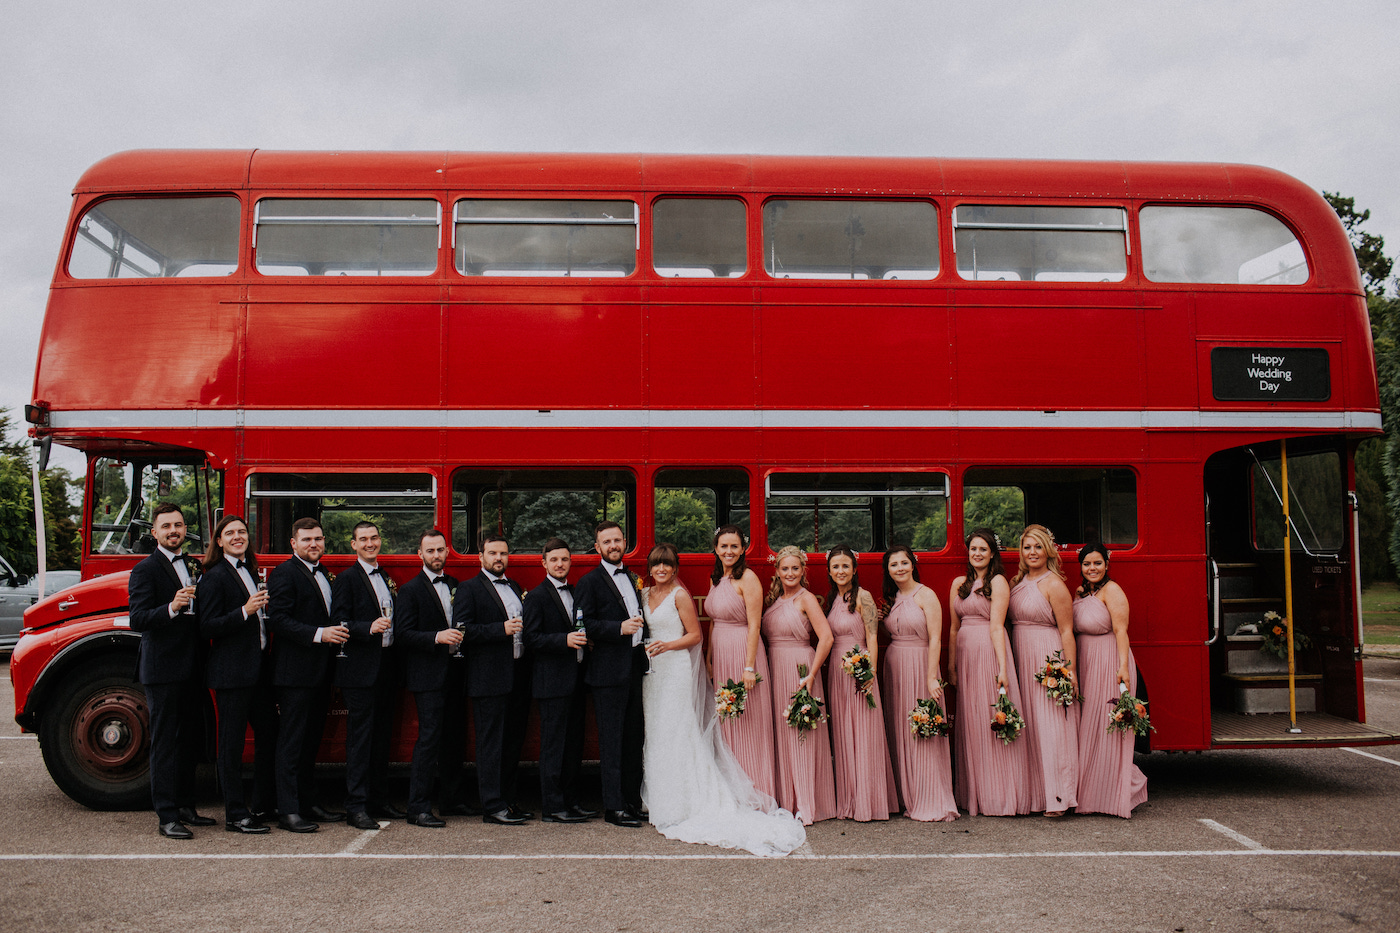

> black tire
[38,655,152,810]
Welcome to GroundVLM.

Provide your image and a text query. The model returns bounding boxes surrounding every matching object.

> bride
[640,543,806,857]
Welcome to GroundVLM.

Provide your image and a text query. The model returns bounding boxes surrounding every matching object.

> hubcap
[73,688,148,776]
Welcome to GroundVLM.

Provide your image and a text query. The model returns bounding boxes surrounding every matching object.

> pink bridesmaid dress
[704,577,778,799]
[762,591,837,825]
[1073,593,1148,818]
[826,593,898,822]
[1008,576,1079,813]
[952,587,1031,816]
[879,586,958,822]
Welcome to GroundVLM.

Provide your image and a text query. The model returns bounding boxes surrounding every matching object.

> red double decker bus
[14,150,1396,809]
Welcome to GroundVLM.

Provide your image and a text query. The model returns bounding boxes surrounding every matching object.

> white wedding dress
[641,587,806,857]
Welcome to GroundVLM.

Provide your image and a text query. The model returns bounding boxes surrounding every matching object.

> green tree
[0,410,83,573]
[653,488,713,553]
[1326,193,1399,583]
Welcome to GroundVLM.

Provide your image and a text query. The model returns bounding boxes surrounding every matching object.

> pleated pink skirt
[828,634,898,821]
[768,642,837,825]
[1076,632,1148,817]
[1011,623,1079,813]
[953,622,1031,816]
[710,619,778,800]
[881,641,958,822]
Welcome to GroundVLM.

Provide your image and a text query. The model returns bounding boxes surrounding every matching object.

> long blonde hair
[1011,524,1064,585]
[766,545,809,607]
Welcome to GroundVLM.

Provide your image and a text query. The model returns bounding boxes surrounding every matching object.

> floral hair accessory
[826,547,860,560]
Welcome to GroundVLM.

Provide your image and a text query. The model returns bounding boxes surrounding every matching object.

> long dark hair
[710,524,750,586]
[203,515,259,576]
[824,545,861,614]
[1077,542,1111,596]
[957,527,1006,600]
[880,545,920,617]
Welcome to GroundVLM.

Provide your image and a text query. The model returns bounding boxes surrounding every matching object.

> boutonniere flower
[449,587,457,603]
[633,576,643,594]
[325,570,336,582]
[385,577,398,593]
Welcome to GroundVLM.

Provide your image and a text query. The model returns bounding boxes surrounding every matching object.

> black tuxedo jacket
[267,557,334,688]
[198,557,264,690]
[576,563,647,689]
[452,571,525,698]
[128,550,201,685]
[331,562,396,690]
[523,577,583,699]
[396,570,460,693]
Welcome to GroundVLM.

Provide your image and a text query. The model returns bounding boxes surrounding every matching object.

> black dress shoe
[604,809,643,828]
[626,806,649,822]
[407,812,446,828]
[226,817,271,835]
[482,808,528,825]
[177,808,216,827]
[346,811,380,830]
[307,806,345,823]
[277,814,319,833]
[368,803,406,820]
[568,805,600,820]
[439,803,482,817]
[542,809,590,824]
[158,821,193,839]
[250,810,276,823]
[507,805,535,821]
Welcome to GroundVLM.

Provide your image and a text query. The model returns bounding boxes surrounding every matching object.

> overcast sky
[2,0,1397,465]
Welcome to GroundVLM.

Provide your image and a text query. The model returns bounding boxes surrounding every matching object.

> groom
[575,521,647,827]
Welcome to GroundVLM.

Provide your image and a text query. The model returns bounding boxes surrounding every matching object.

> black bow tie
[613,568,629,577]
[368,567,383,576]
[493,578,513,587]
[311,565,327,576]
[235,560,247,570]
[556,583,573,592]
[171,554,186,565]
[429,576,444,585]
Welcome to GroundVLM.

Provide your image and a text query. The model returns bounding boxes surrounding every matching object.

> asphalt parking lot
[1,659,1397,933]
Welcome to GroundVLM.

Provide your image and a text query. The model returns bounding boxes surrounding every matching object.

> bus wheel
[38,657,152,810]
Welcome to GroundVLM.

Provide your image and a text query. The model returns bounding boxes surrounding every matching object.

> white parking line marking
[2,849,1398,862]
[1198,818,1265,850]
[339,824,389,854]
[1343,747,1400,767]
[0,736,37,740]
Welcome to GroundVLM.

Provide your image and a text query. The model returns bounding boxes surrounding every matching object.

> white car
[0,553,80,651]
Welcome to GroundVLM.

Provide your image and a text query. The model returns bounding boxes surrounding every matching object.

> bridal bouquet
[1106,684,1155,737]
[1034,649,1077,707]
[714,674,761,720]
[989,687,1025,745]
[908,697,951,738]
[784,663,827,740]
[840,645,877,709]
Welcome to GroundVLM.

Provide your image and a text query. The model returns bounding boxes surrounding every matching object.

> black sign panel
[1210,347,1330,402]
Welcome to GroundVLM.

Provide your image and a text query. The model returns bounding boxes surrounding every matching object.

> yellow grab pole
[1282,441,1300,733]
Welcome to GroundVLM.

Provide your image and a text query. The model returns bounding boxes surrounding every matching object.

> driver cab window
[89,458,222,555]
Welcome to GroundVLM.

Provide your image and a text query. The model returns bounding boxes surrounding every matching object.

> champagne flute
[256,568,269,621]
[511,616,524,659]
[183,559,200,616]
[380,598,394,647]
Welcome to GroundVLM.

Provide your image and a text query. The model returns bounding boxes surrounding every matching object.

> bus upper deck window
[652,199,746,278]
[953,205,1128,283]
[763,200,938,281]
[254,199,440,277]
[68,197,240,279]
[454,200,638,278]
[1140,206,1309,285]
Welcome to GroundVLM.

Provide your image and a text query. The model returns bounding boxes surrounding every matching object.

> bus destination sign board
[1210,346,1330,401]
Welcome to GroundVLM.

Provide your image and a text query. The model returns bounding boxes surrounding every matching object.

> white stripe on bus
[45,408,1385,432]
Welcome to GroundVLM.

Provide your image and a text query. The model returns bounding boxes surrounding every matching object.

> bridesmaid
[704,525,778,799]
[824,546,897,822]
[879,545,958,822]
[1074,543,1148,818]
[948,528,1030,816]
[1008,524,1079,817]
[762,545,837,825]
